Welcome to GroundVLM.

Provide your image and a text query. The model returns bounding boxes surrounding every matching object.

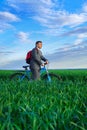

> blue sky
[0,0,87,69]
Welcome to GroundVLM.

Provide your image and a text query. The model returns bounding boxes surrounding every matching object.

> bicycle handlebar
[42,62,49,71]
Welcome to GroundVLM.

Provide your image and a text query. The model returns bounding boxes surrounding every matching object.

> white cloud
[55,35,87,54]
[17,31,29,41]
[0,22,13,32]
[41,0,53,6]
[0,11,20,22]
[82,3,87,12]
[47,45,87,69]
[34,9,87,29]
[74,33,87,45]
[49,57,87,69]
[0,11,20,32]
[7,0,54,6]
[0,40,35,69]
[16,31,33,44]
[60,26,87,38]
[6,0,87,40]
[6,0,87,29]
[0,44,27,68]
[8,4,19,10]
[77,33,87,39]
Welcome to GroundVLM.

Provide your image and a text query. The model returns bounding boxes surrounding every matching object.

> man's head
[36,41,42,49]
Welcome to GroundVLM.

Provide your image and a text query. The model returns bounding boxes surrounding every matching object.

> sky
[0,0,87,69]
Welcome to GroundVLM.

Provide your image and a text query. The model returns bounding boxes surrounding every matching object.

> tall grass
[0,70,87,130]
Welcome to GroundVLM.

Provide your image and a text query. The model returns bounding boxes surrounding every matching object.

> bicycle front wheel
[42,73,62,82]
[10,73,29,82]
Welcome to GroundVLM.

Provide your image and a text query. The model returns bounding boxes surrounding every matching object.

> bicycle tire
[42,73,62,82]
[10,73,29,82]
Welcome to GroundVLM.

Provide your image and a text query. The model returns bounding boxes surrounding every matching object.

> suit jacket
[30,47,47,69]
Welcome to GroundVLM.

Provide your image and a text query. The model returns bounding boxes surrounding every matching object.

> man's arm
[41,53,48,66]
[41,55,48,61]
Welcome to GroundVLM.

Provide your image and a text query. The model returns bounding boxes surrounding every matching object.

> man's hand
[45,60,48,64]
[41,63,45,66]
[41,61,48,66]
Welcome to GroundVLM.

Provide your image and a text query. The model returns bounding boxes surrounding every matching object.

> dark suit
[30,47,47,80]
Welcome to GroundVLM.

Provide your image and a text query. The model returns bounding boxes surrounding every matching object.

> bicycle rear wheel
[10,73,29,82]
[42,73,62,82]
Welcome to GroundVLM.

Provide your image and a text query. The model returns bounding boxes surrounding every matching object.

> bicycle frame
[41,66,51,82]
[22,65,51,82]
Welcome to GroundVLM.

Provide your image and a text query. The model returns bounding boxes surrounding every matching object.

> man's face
[37,42,42,49]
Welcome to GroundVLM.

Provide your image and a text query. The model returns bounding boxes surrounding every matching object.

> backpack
[26,50,32,64]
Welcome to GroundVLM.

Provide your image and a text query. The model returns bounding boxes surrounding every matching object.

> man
[30,41,48,80]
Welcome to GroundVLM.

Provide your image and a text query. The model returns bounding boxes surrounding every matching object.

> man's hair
[36,41,42,45]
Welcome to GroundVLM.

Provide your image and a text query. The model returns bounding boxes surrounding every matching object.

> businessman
[30,41,48,80]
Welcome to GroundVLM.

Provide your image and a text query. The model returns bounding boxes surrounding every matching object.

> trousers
[31,68,40,80]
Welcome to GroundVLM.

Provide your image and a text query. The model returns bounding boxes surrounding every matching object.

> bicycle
[10,64,62,82]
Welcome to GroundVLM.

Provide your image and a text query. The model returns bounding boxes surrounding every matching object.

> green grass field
[0,69,87,130]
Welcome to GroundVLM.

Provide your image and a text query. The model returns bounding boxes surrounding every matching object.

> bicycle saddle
[23,65,30,69]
